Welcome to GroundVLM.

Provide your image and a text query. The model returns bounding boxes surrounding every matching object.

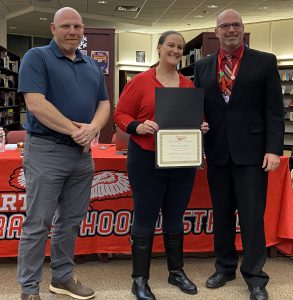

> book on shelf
[195,48,203,61]
[0,108,16,126]
[280,70,293,81]
[10,61,19,73]
[189,50,195,65]
[0,51,19,73]
[0,91,15,106]
[185,48,203,66]
[1,52,10,69]
[0,74,16,88]
[181,56,186,68]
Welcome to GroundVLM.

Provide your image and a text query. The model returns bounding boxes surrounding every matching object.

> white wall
[0,17,7,47]
[245,20,293,56]
[271,19,293,57]
[117,32,153,65]
[244,22,271,52]
[115,32,159,104]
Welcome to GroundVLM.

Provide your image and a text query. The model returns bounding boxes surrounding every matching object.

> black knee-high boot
[163,232,197,294]
[131,234,156,300]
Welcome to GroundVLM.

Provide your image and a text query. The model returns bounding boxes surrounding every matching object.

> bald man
[17,7,110,300]
[194,9,284,300]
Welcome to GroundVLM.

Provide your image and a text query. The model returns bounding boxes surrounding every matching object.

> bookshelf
[279,64,293,150]
[0,45,22,130]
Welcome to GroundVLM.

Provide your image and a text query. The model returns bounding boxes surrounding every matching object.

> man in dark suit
[194,9,284,300]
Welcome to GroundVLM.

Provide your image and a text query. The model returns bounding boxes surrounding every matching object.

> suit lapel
[209,54,228,108]
[229,47,252,103]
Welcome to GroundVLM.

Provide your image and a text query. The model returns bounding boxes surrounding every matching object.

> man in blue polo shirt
[17,7,110,300]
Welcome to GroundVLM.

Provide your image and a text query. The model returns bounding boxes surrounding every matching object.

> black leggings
[127,139,196,235]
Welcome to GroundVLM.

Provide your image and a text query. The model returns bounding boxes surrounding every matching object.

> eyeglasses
[217,22,242,30]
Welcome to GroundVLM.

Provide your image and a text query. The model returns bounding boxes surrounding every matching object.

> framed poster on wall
[91,50,109,74]
[136,50,145,63]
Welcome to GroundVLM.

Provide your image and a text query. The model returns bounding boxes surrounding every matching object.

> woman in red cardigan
[114,30,208,300]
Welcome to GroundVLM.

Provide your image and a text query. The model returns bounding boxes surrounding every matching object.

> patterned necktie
[223,54,233,101]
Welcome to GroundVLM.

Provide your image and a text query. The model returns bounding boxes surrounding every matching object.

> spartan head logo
[9,168,132,201]
[9,167,26,191]
[90,170,132,202]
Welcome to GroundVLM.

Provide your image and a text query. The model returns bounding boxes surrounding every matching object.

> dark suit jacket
[194,47,284,165]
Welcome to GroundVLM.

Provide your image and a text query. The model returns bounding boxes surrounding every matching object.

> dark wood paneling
[83,28,115,143]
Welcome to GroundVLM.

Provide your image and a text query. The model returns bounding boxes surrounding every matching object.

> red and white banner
[0,147,292,257]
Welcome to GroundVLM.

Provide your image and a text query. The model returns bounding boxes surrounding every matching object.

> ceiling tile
[3,0,293,35]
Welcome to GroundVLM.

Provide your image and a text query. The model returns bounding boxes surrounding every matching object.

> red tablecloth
[0,145,292,256]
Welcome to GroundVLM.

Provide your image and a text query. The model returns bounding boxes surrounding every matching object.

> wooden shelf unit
[279,64,293,150]
[0,45,22,130]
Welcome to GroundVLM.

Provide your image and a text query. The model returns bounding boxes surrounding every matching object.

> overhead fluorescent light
[259,6,270,10]
[207,5,218,8]
[115,5,140,12]
[98,1,107,3]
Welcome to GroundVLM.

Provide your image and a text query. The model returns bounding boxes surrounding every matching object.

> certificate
[156,129,202,168]
[155,87,204,168]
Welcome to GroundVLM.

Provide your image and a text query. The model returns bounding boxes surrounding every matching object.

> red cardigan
[114,67,195,151]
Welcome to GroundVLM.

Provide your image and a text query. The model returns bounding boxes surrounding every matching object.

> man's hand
[262,153,281,172]
[71,121,99,146]
[136,120,159,135]
[201,122,209,134]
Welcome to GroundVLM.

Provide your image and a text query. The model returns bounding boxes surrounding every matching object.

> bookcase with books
[179,31,250,77]
[278,64,293,150]
[0,45,22,130]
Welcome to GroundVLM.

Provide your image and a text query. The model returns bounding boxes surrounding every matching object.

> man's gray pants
[17,134,94,294]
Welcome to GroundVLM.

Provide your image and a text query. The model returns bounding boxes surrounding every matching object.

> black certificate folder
[155,88,204,129]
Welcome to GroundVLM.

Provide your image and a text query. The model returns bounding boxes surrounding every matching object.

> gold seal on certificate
[156,129,202,168]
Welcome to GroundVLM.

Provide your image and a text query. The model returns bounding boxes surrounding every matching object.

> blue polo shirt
[18,39,108,138]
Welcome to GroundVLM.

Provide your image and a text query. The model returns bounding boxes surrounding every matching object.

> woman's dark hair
[158,30,185,46]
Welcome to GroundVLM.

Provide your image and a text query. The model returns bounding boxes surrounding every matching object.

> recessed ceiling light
[98,1,107,3]
[259,6,270,10]
[40,17,48,21]
[207,5,218,8]
[115,5,140,12]
[9,26,16,30]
